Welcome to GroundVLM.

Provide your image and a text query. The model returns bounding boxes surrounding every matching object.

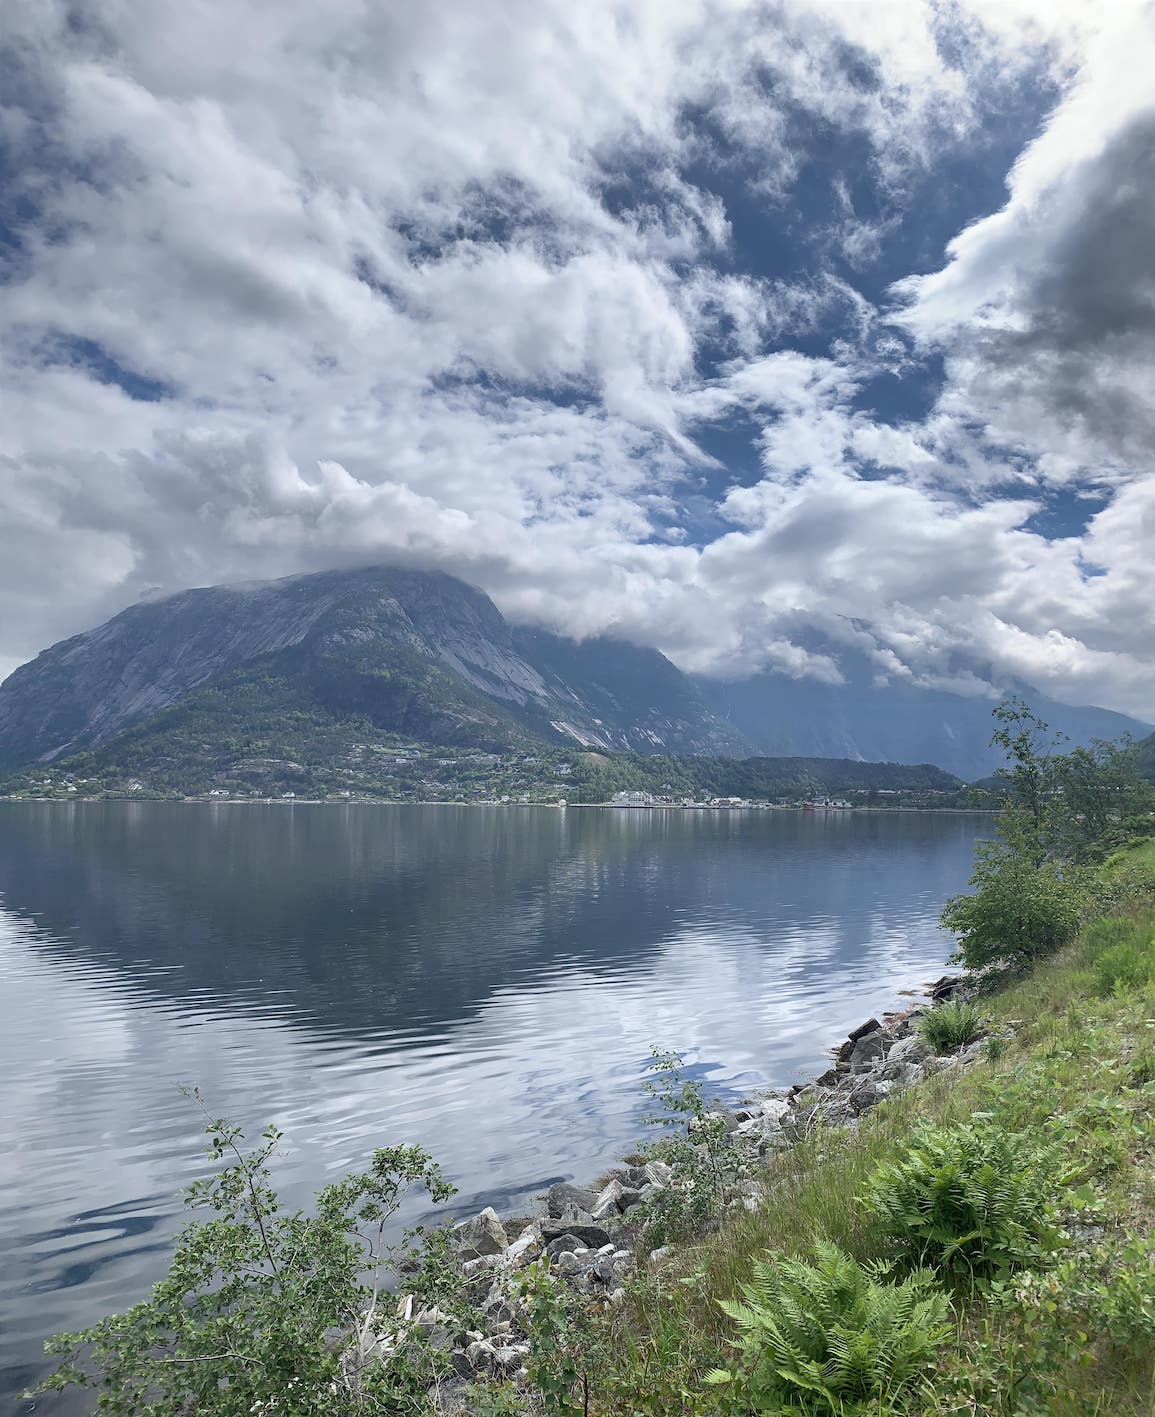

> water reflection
[0,802,988,1409]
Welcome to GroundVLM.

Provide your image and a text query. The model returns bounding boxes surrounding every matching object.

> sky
[2,0,1154,718]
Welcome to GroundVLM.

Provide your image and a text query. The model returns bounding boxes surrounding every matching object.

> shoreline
[0,796,998,814]
[419,965,974,1389]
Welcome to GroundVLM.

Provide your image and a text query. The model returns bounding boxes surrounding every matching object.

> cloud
[895,4,1155,478]
[2,0,1154,719]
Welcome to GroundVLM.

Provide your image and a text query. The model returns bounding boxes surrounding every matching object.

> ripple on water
[0,803,990,1407]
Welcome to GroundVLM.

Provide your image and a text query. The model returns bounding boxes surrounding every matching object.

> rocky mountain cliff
[1,563,1148,782]
[0,566,749,771]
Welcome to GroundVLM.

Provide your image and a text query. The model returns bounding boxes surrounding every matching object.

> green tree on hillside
[941,698,1153,972]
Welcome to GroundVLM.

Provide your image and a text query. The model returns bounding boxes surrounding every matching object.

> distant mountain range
[696,665,1151,783]
[0,564,1149,784]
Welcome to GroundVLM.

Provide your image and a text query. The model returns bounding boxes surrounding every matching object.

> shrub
[38,1106,458,1415]
[940,840,1082,973]
[639,1048,747,1247]
[706,1241,952,1415]
[861,1121,1066,1286]
[917,1000,984,1053]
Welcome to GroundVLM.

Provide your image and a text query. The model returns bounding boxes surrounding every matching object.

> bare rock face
[0,564,751,771]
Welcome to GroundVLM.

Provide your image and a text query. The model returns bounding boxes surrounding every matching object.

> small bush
[941,841,1082,973]
[639,1048,747,1247]
[917,1000,984,1053]
[707,1240,952,1415]
[861,1120,1066,1285]
[39,1107,458,1415]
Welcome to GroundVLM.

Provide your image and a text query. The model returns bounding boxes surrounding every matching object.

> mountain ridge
[0,563,1149,784]
[0,565,749,772]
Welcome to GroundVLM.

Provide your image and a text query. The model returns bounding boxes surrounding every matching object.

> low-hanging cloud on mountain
[2,0,1153,718]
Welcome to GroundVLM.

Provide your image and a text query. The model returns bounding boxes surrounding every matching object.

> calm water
[0,802,990,1410]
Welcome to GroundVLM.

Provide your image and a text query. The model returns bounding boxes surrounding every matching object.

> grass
[573,841,1155,1417]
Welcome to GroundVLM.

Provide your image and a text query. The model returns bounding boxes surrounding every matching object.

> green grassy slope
[585,839,1155,1416]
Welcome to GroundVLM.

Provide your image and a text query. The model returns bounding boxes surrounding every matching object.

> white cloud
[1,0,1154,721]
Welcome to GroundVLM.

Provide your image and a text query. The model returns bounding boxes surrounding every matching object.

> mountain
[696,664,1151,783]
[0,565,749,773]
[1,564,1147,788]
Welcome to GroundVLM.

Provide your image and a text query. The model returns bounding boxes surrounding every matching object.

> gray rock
[461,1253,502,1279]
[849,1078,892,1114]
[883,1035,933,1070]
[481,1287,516,1327]
[542,1220,612,1250]
[464,1339,498,1373]
[502,1221,542,1266]
[930,974,963,1002]
[643,1160,673,1186]
[848,1030,887,1074]
[426,1375,472,1415]
[455,1206,508,1259]
[591,1177,625,1220]
[492,1343,530,1373]
[546,1182,597,1218]
[557,1202,596,1227]
[556,1250,590,1275]
[616,1186,645,1211]
[838,1017,881,1061]
[412,1307,455,1352]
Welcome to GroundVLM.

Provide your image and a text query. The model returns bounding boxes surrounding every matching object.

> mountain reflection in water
[0,801,990,1410]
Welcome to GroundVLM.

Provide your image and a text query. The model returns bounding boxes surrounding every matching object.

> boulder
[849,1078,892,1115]
[882,1035,933,1072]
[591,1178,625,1220]
[848,1029,887,1074]
[541,1219,612,1250]
[491,1344,530,1374]
[461,1253,502,1279]
[412,1306,455,1352]
[643,1160,673,1186]
[546,1182,597,1218]
[554,1249,590,1275]
[930,974,963,1003]
[838,1017,881,1061]
[455,1206,508,1259]
[543,1231,585,1258]
[464,1339,500,1373]
[502,1222,542,1267]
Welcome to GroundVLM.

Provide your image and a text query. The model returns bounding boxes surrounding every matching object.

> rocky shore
[378,971,1000,1409]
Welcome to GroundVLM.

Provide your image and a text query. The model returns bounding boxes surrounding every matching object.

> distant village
[606,789,856,810]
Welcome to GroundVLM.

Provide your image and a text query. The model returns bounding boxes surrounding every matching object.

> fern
[707,1241,951,1414]
[916,1000,984,1053]
[861,1120,1066,1285]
